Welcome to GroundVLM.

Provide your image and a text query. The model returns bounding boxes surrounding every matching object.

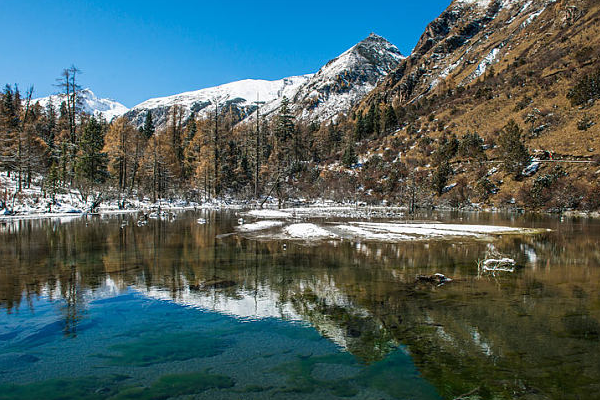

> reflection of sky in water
[0,284,440,400]
[1,210,600,399]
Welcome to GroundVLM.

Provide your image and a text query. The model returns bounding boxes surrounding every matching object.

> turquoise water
[0,288,438,399]
[1,210,599,399]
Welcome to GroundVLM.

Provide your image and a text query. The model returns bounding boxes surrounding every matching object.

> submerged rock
[416,273,453,285]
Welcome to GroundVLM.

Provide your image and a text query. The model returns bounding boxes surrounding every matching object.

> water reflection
[1,211,599,399]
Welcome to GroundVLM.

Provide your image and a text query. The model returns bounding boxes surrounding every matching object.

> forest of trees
[0,68,361,209]
[1,66,599,213]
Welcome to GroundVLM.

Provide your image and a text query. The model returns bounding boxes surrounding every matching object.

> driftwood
[89,194,103,213]
[478,257,516,275]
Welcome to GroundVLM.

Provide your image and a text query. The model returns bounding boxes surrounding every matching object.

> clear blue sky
[1,1,451,107]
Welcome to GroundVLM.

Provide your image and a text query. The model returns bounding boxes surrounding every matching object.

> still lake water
[0,210,599,399]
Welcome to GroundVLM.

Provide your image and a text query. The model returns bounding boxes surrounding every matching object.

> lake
[0,210,599,399]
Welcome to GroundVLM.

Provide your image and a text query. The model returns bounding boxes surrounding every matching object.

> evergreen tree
[327,122,342,153]
[498,119,529,177]
[354,112,367,141]
[432,161,453,195]
[170,105,184,169]
[274,96,295,167]
[0,85,19,175]
[342,138,357,168]
[142,111,155,139]
[458,132,486,160]
[41,102,58,163]
[76,116,108,185]
[56,66,82,183]
[383,105,398,133]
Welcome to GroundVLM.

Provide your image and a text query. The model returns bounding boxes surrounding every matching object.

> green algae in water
[273,353,360,397]
[99,332,230,366]
[111,371,234,400]
[0,375,127,400]
[273,350,441,399]
[0,371,234,400]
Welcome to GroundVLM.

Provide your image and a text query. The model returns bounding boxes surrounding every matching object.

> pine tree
[274,96,295,166]
[0,85,19,175]
[142,111,155,139]
[56,66,82,184]
[354,112,367,141]
[76,116,108,186]
[383,105,398,133]
[498,119,529,177]
[432,161,452,195]
[170,105,184,171]
[458,132,486,161]
[342,136,357,168]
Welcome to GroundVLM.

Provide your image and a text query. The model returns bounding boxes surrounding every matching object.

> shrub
[458,132,486,160]
[567,68,600,106]
[577,114,594,131]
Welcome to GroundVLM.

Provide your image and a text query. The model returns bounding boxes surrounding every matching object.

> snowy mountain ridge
[127,33,404,128]
[270,32,405,122]
[33,88,129,121]
[33,33,403,128]
[125,75,313,128]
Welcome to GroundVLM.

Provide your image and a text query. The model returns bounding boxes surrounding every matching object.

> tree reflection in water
[1,211,599,399]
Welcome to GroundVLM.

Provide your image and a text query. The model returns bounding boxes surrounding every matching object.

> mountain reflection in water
[1,210,599,399]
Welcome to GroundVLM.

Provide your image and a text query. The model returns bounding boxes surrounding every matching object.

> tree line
[2,66,598,212]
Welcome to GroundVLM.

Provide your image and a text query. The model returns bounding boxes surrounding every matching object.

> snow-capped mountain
[260,33,405,122]
[33,88,129,121]
[126,33,403,128]
[124,75,311,128]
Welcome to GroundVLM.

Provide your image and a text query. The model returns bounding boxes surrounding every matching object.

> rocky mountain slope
[125,33,404,129]
[259,33,405,122]
[353,0,600,208]
[33,88,129,121]
[364,0,573,105]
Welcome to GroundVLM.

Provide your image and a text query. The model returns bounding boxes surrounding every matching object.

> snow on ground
[237,220,541,242]
[0,171,208,220]
[237,220,284,232]
[473,46,502,78]
[332,224,414,241]
[245,209,293,219]
[332,222,523,241]
[283,223,337,239]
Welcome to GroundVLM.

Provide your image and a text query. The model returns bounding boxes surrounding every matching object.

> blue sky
[1,1,450,107]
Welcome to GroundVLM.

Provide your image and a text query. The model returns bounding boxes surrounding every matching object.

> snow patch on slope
[132,76,312,113]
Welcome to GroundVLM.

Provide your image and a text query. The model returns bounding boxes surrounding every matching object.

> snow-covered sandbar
[237,220,547,241]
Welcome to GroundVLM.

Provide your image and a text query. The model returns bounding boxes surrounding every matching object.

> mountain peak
[125,34,405,127]
[362,32,389,43]
[33,88,129,121]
